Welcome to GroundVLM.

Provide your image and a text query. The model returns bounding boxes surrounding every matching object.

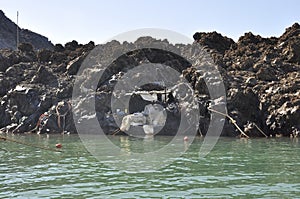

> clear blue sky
[1,0,299,45]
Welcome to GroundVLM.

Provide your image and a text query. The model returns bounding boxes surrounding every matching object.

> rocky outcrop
[218,22,300,137]
[0,10,53,50]
[193,31,234,54]
[0,21,299,137]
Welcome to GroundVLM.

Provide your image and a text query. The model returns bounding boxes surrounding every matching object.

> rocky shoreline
[0,23,299,137]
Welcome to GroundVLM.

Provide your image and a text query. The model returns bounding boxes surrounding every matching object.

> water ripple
[0,135,299,198]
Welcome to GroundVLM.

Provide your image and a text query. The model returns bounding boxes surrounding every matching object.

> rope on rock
[253,123,268,138]
[207,107,250,138]
[56,101,72,133]
[0,135,62,152]
[112,128,121,136]
[31,113,49,133]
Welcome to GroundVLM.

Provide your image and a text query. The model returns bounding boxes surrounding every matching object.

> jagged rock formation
[0,18,299,137]
[0,10,53,50]
[193,23,300,137]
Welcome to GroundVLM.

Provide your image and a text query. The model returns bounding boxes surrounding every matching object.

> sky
[1,0,299,45]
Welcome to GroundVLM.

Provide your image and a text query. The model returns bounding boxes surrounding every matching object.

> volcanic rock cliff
[0,10,299,137]
[0,10,53,50]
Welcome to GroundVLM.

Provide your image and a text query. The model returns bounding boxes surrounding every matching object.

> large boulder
[50,52,67,64]
[0,74,10,97]
[238,32,262,45]
[5,62,32,85]
[279,22,300,43]
[54,44,65,52]
[282,37,300,64]
[31,65,57,85]
[37,49,53,62]
[65,40,79,51]
[66,55,86,75]
[266,100,300,136]
[18,42,34,53]
[8,86,40,116]
[193,31,234,54]
[256,65,278,81]
[226,87,263,136]
[0,50,23,72]
[0,105,11,128]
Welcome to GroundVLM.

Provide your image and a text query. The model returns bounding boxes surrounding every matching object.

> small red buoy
[56,143,62,148]
[184,136,189,141]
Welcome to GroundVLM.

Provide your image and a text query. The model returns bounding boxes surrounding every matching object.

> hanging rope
[207,107,250,138]
[0,135,63,152]
[56,101,72,133]
[112,128,121,136]
[253,123,268,138]
[30,113,49,133]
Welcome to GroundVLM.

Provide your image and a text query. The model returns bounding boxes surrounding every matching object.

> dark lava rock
[31,65,57,85]
[238,32,262,45]
[0,49,31,72]
[5,63,32,84]
[56,83,73,99]
[54,44,65,52]
[283,38,300,64]
[0,10,53,50]
[37,49,53,62]
[50,52,67,64]
[83,41,95,51]
[0,21,299,137]
[18,43,34,53]
[193,31,234,54]
[65,40,79,51]
[0,105,11,128]
[8,86,40,116]
[256,66,278,81]
[66,54,86,75]
[267,100,300,136]
[0,75,10,97]
[279,22,300,42]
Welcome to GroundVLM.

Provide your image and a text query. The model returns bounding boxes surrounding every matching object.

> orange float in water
[56,143,62,148]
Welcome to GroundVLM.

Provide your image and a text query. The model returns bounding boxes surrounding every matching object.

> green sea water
[0,134,299,198]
